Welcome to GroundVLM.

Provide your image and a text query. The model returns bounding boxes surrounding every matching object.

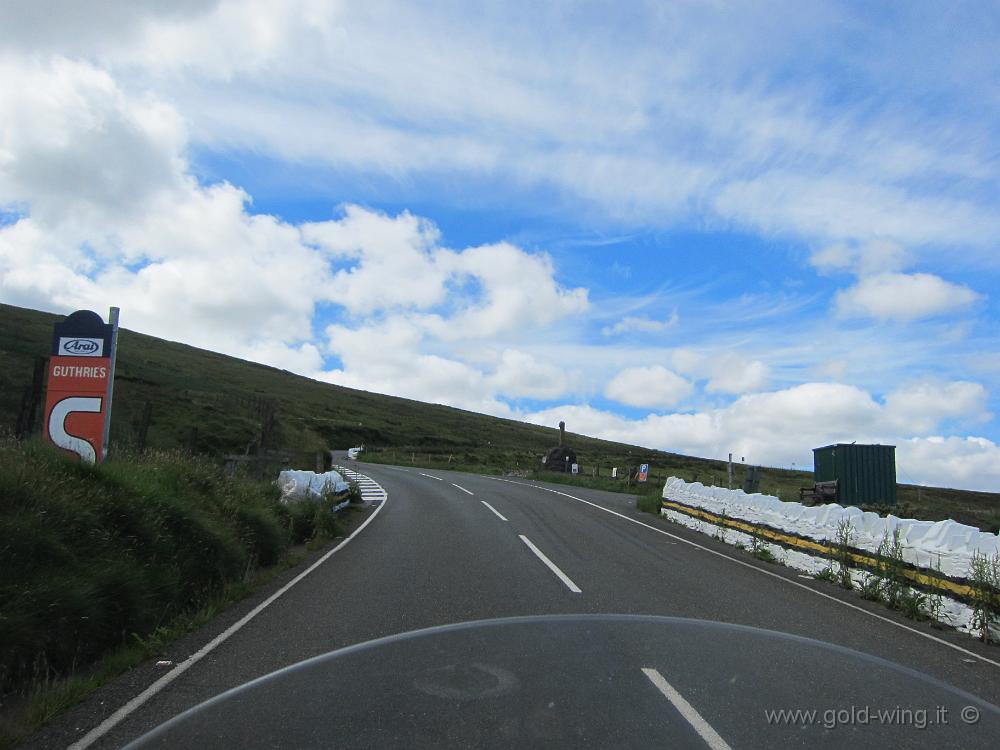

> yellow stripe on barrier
[661,497,997,604]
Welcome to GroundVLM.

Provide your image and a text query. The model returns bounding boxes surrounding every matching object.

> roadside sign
[43,309,119,464]
[571,463,579,475]
[638,463,649,482]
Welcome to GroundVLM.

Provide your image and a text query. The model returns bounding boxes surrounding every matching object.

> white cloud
[714,171,1000,249]
[302,207,446,315]
[604,366,692,409]
[318,310,579,414]
[303,212,588,338]
[704,357,771,395]
[0,56,187,229]
[601,311,679,336]
[810,240,909,276]
[9,2,994,256]
[812,239,984,328]
[670,349,770,395]
[436,243,589,339]
[0,54,585,407]
[298,211,590,412]
[489,349,571,400]
[813,358,849,381]
[896,437,1000,492]
[0,56,330,362]
[883,380,991,434]
[320,317,502,414]
[835,272,980,322]
[0,1,217,58]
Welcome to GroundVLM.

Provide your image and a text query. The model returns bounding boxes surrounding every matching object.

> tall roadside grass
[0,439,341,701]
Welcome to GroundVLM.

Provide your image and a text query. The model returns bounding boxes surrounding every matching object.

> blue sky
[1,1,999,490]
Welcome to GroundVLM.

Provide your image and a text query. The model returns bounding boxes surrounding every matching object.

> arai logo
[65,339,98,354]
[58,337,103,356]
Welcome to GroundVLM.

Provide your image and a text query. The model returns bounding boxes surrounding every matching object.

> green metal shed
[813,443,897,506]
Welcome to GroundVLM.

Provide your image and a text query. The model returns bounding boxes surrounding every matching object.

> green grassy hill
[2,302,998,531]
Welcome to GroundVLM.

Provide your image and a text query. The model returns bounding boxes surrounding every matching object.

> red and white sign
[44,357,112,464]
[42,309,118,464]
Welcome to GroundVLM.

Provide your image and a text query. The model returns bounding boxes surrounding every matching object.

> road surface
[26,458,1000,748]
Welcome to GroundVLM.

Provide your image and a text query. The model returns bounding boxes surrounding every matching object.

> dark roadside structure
[542,420,577,472]
[800,443,897,506]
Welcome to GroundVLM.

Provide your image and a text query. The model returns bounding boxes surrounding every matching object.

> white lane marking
[519,535,582,593]
[490,477,1000,670]
[642,668,733,750]
[481,501,508,521]
[452,483,474,496]
[68,483,390,750]
[419,472,443,481]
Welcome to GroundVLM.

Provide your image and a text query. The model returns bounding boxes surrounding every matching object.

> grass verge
[0,439,355,748]
[636,492,663,515]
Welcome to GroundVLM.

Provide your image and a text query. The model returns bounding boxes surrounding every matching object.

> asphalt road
[27,458,1000,748]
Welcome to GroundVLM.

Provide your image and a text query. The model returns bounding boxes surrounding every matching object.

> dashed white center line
[419,472,443,481]
[490,477,1000,670]
[518,535,582,593]
[641,668,733,750]
[481,501,508,521]
[452,483,474,495]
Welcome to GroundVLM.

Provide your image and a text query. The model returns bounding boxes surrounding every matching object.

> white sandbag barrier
[277,469,350,508]
[661,477,1000,638]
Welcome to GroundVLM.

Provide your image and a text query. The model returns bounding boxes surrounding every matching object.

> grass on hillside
[0,439,346,711]
[3,302,998,532]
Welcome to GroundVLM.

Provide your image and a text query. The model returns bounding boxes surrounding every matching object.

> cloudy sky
[2,1,999,490]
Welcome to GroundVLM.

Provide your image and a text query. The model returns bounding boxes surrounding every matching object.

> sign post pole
[101,307,120,461]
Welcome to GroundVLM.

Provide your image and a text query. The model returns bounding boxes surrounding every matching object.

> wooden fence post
[136,401,153,451]
[15,356,47,439]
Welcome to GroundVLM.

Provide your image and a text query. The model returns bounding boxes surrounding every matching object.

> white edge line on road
[481,501,508,521]
[642,668,733,750]
[519,535,582,593]
[419,472,443,480]
[68,478,390,750]
[489,477,1000,670]
[451,483,474,495]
